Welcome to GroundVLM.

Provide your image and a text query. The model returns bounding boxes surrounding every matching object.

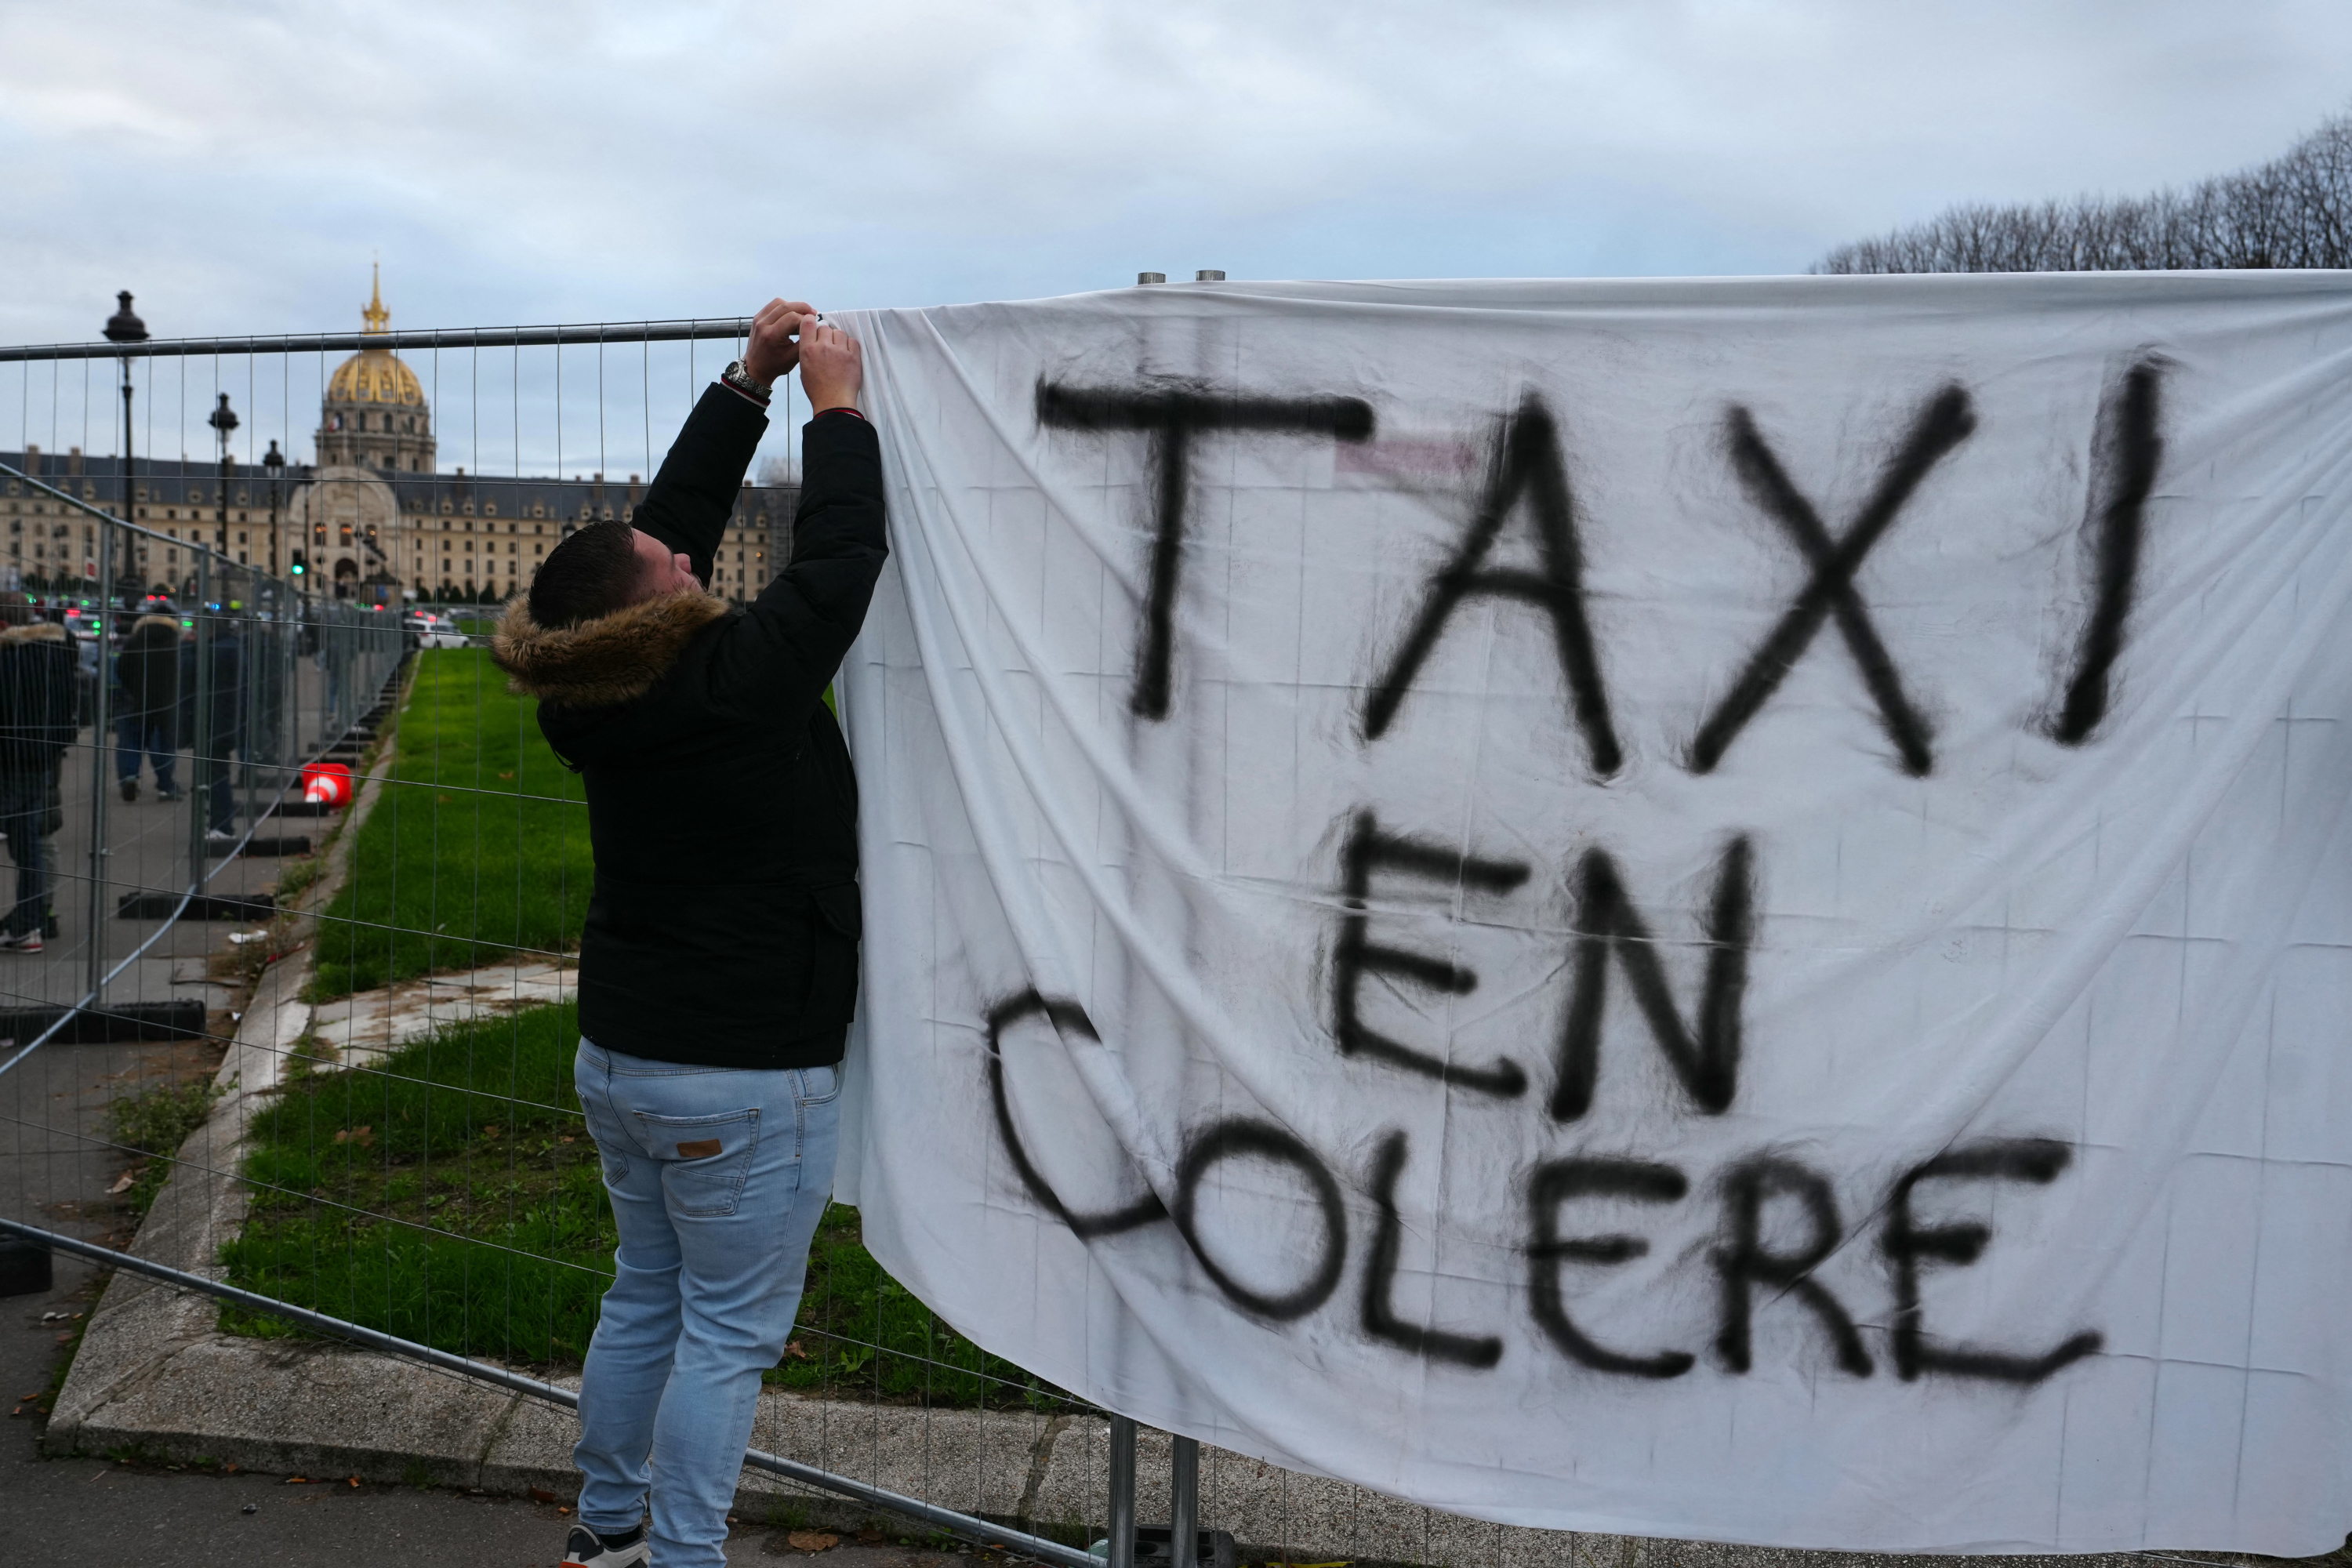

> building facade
[0,274,795,606]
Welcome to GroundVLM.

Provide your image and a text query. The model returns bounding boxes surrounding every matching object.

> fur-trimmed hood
[1,620,67,644]
[131,613,183,635]
[491,590,733,709]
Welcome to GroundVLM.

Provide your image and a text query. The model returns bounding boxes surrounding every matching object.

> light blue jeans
[572,1038,840,1568]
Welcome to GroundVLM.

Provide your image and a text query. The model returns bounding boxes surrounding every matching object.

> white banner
[832,274,2352,1555]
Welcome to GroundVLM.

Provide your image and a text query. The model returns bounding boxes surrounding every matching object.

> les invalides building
[0,271,793,606]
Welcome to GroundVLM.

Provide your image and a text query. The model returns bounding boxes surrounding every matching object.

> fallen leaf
[529,1486,557,1504]
[332,1126,376,1147]
[788,1530,841,1552]
[783,1340,811,1361]
[53,1332,72,1345]
[858,1530,887,1546]
[497,771,514,779]
[107,1169,136,1195]
[481,1124,502,1138]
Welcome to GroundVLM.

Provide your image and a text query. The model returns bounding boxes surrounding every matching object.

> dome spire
[362,261,389,336]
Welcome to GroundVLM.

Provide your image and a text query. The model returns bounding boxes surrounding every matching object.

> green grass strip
[309,648,591,1001]
[224,1002,1061,1406]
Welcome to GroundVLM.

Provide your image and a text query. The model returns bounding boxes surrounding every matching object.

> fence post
[1109,1415,1138,1568]
[1171,1436,1199,1568]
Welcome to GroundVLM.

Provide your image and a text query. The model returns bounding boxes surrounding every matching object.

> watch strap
[720,359,772,403]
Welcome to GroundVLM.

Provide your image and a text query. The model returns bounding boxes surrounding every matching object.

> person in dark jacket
[0,595,81,952]
[114,612,183,802]
[178,618,245,837]
[491,302,881,1568]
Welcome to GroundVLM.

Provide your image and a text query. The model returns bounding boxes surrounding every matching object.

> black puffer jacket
[492,386,886,1069]
[117,613,183,737]
[0,621,80,775]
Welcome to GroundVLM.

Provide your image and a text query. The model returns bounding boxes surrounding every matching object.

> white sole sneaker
[562,1522,649,1567]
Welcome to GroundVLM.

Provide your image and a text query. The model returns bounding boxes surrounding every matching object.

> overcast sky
[2,0,2347,347]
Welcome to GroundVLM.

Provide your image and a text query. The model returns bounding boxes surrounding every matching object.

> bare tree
[1817,111,2352,274]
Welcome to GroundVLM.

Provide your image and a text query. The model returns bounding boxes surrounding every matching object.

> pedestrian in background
[179,613,245,840]
[114,608,183,802]
[0,593,80,953]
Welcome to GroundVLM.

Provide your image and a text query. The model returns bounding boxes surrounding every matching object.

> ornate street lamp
[208,393,238,556]
[262,439,285,586]
[103,292,147,595]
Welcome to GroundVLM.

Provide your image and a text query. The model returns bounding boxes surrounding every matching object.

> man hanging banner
[830,274,2352,1555]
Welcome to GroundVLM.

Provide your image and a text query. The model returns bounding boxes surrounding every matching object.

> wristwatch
[720,359,772,401]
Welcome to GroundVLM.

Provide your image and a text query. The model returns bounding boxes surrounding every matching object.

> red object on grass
[300,761,353,806]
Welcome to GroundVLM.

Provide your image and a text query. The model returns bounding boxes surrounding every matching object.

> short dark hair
[528,522,644,628]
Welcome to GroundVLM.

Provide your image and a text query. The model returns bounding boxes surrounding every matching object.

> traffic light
[289,550,307,578]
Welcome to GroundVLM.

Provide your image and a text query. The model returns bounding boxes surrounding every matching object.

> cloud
[1,0,2345,349]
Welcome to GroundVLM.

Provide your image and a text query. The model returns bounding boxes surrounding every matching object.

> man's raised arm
[631,299,811,581]
[716,318,885,720]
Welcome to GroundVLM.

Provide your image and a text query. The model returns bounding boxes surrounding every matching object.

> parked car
[401,610,466,649]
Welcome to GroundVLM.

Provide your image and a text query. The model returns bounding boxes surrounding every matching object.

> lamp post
[92,292,146,1000]
[207,393,238,563]
[103,292,146,598]
[262,439,285,584]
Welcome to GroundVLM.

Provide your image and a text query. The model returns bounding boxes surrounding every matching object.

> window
[483,503,496,517]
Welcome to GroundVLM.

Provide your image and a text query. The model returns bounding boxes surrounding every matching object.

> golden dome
[326,267,424,406]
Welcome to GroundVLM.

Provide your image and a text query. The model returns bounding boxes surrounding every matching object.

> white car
[405,612,468,649]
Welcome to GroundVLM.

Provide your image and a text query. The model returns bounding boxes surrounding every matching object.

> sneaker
[155,787,183,802]
[205,827,235,842]
[0,931,44,953]
[118,779,137,803]
[562,1521,648,1568]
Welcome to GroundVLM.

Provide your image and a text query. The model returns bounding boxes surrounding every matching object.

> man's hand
[797,318,864,414]
[742,298,815,387]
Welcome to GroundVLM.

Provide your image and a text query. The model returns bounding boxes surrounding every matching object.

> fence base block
[205,836,312,858]
[116,892,276,921]
[0,1000,208,1043]
[0,1238,53,1297]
